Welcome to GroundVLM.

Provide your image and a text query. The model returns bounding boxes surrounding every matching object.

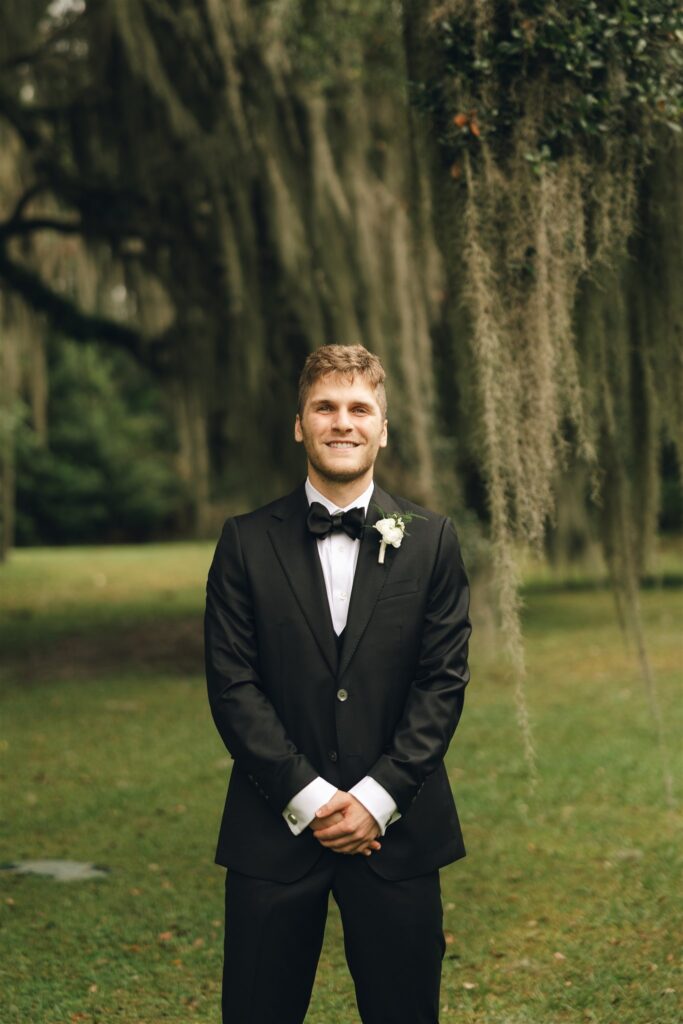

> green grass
[1,544,681,1023]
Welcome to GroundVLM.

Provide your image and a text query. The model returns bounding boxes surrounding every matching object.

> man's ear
[294,414,303,443]
[379,419,388,449]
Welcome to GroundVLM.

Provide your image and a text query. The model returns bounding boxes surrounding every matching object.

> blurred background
[0,2,681,1023]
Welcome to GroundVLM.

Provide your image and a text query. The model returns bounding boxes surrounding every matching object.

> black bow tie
[306,502,365,541]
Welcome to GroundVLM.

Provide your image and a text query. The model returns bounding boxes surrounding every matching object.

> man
[205,344,471,1024]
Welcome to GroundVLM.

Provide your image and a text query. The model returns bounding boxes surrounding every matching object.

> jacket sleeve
[204,517,319,812]
[368,517,471,814]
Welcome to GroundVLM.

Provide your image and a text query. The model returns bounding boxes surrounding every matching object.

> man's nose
[332,408,352,431]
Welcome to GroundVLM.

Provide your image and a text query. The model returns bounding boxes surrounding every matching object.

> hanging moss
[405,0,681,789]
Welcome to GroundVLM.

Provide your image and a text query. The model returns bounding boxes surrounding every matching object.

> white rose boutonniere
[371,505,427,564]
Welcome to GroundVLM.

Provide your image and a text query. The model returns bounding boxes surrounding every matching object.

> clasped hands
[308,791,381,857]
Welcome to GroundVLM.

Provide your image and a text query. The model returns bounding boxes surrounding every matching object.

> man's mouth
[326,442,359,449]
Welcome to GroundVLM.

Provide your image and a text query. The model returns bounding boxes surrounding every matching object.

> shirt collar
[305,477,374,516]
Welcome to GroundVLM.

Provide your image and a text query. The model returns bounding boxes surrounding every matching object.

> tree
[0,0,680,789]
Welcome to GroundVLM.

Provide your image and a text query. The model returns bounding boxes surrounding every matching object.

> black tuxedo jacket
[205,482,471,883]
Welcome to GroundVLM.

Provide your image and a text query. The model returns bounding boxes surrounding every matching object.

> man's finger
[312,820,356,841]
[334,838,382,855]
[360,841,382,856]
[316,832,362,850]
[315,791,351,818]
[351,840,382,855]
[316,831,379,852]
[309,811,343,831]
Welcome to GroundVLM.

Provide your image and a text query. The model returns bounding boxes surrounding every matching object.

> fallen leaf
[158,931,174,942]
[88,983,98,994]
[453,113,468,127]
[553,952,566,961]
[463,981,477,990]
[444,931,455,945]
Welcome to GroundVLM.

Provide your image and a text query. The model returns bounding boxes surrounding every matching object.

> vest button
[328,750,338,762]
[336,688,349,702]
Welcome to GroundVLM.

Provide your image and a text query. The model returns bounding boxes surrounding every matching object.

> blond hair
[297,344,387,417]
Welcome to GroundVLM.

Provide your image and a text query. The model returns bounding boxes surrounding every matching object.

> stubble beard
[306,443,375,485]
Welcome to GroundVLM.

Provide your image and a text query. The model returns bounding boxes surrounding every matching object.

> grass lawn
[0,542,681,1023]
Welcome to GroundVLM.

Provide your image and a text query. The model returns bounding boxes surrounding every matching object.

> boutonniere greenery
[370,504,426,564]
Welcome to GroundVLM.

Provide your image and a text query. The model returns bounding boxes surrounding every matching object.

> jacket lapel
[267,484,338,676]
[338,484,398,678]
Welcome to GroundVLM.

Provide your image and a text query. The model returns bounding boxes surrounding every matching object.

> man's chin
[316,468,369,484]
[309,456,373,485]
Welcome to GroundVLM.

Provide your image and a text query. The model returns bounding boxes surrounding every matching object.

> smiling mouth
[326,442,359,449]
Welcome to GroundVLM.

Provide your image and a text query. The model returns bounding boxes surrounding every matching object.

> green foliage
[15,341,187,545]
[422,0,682,165]
[278,0,402,88]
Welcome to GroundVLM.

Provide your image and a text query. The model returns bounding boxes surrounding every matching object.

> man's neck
[307,468,373,509]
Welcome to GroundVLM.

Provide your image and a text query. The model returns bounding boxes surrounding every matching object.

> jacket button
[336,688,349,702]
[328,750,338,762]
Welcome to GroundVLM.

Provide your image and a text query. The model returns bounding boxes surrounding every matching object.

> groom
[205,344,471,1024]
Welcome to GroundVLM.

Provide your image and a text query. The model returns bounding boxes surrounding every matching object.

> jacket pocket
[377,576,421,601]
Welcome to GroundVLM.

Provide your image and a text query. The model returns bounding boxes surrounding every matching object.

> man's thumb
[316,791,345,816]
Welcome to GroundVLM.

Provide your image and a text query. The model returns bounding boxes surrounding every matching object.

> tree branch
[7,182,48,222]
[0,216,82,241]
[0,243,169,370]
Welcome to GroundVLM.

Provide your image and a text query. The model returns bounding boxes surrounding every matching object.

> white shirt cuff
[283,777,338,836]
[349,776,401,836]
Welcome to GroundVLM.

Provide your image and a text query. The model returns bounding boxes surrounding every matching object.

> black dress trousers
[222,851,445,1024]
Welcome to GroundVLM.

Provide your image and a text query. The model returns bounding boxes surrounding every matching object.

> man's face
[294,374,388,485]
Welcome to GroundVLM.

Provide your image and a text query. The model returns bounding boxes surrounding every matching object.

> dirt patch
[2,616,204,684]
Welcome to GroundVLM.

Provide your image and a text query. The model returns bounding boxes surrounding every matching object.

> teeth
[328,442,356,448]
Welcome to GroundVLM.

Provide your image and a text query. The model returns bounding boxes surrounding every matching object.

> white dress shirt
[282,478,401,837]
